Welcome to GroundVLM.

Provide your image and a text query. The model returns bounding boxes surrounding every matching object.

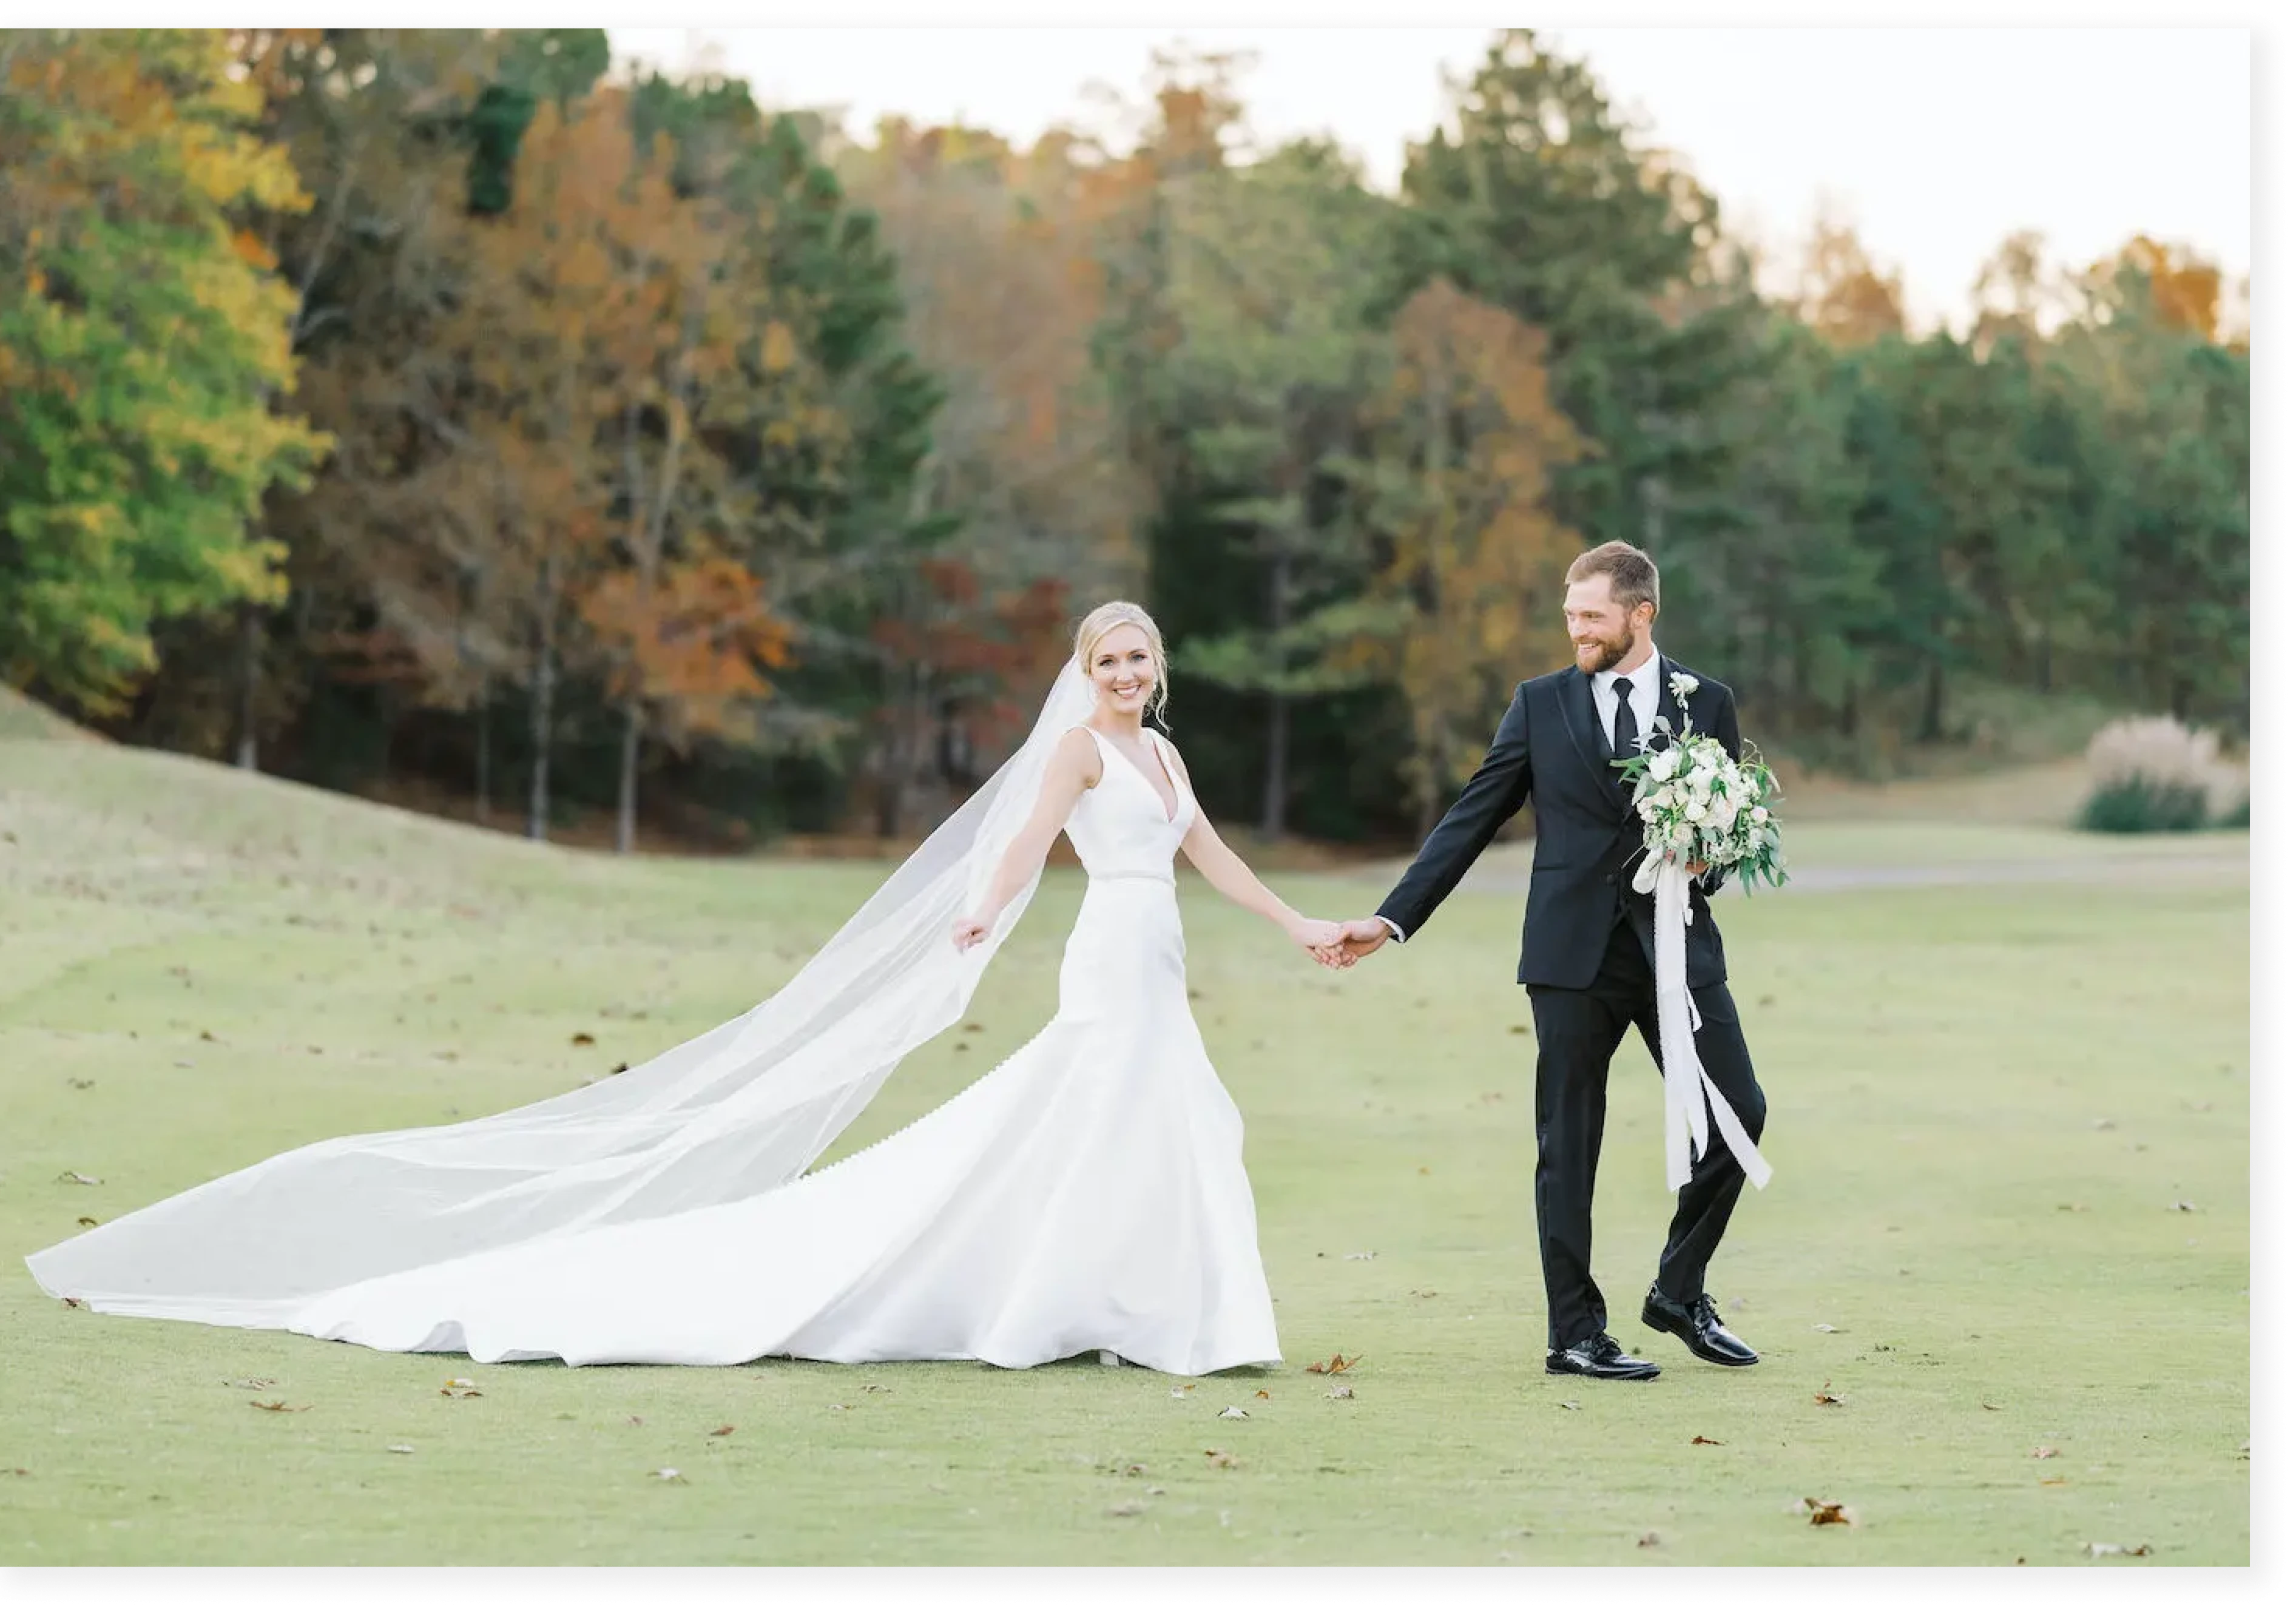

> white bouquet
[1613,727,1787,895]
[1609,673,1779,1194]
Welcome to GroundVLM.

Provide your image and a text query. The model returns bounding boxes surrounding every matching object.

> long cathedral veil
[27,664,1101,1326]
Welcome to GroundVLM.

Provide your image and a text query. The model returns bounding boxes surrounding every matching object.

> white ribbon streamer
[1649,857,1772,1195]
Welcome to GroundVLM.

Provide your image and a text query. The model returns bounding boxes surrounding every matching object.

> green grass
[0,729,2249,1566]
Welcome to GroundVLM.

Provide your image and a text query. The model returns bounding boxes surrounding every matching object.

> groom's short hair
[1566,542,1660,616]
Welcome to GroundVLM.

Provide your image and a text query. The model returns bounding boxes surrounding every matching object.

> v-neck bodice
[1065,726,1195,879]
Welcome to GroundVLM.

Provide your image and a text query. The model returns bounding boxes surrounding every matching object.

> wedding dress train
[29,709,1281,1377]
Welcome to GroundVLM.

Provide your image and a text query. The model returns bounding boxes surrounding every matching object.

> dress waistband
[1089,869,1176,887]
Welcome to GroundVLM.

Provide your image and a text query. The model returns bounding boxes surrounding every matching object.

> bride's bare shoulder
[1056,724,1105,785]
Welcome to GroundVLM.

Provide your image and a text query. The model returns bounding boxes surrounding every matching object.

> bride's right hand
[951,916,991,951]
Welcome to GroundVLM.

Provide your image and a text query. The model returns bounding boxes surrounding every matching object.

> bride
[27,602,1346,1376]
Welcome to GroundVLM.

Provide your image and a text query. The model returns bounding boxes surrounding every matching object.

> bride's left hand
[1289,917,1350,968]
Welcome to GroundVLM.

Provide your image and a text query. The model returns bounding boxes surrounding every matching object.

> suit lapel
[1556,670,1629,815]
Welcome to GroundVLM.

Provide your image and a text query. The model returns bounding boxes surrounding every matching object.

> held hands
[1295,916,1393,970]
[1288,916,1349,969]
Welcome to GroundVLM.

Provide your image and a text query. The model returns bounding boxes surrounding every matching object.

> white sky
[607,12,2249,336]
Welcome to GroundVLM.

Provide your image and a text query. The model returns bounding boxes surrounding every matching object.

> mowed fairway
[0,721,2249,1566]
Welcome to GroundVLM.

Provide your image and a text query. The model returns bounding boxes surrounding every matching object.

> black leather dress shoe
[1545,1332,1661,1380]
[1640,1287,1759,1366]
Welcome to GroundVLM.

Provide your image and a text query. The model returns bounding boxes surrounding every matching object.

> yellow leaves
[760,321,798,376]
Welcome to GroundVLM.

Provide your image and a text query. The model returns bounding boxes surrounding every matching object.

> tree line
[0,29,2249,848]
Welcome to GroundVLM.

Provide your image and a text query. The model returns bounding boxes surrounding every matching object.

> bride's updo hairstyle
[1074,600,1172,726]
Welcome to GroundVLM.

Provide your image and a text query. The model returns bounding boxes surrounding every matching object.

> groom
[1336,541,1768,1382]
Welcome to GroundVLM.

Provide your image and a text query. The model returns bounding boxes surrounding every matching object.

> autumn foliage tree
[0,29,328,713]
[1359,279,1584,831]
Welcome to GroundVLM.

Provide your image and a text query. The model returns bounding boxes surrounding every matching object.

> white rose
[1650,747,1684,782]
[1752,805,1769,825]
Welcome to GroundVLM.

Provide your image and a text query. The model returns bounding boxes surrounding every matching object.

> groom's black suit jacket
[1377,656,1741,991]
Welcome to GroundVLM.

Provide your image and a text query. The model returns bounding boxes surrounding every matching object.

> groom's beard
[1573,628,1635,674]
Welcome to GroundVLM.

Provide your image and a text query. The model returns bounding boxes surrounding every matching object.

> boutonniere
[1668,670,1700,705]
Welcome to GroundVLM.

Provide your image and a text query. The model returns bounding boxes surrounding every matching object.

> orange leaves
[1798,209,1908,349]
[1373,278,1582,818]
[578,559,795,735]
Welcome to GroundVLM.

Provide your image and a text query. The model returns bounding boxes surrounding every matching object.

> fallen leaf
[386,1444,414,1455]
[626,1415,645,1426]
[56,1171,102,1187]
[1305,1354,1359,1375]
[1217,1405,1251,1420]
[66,1077,94,1090]
[2031,1446,2060,1460]
[443,1377,478,1389]
[1636,1531,1662,1548]
[1690,1435,1724,1446]
[709,1425,735,1438]
[441,1388,482,1398]
[829,1404,850,1412]
[2170,1201,2195,1213]
[6,1469,29,1477]
[571,1033,596,1047]
[1168,1388,1192,1399]
[1253,1389,1270,1400]
[1813,1384,1845,1406]
[1980,1401,2002,1412]
[1410,1289,1439,1299]
[1558,1400,1581,1412]
[610,1062,630,1074]
[863,1384,891,1394]
[1204,1449,1241,1468]
[75,1216,98,1229]
[2084,1542,2150,1558]
[1812,1324,1839,1334]
[229,1378,278,1391]
[962,1022,985,1034]
[61,1297,84,1309]
[650,1468,687,1483]
[1326,1385,1355,1400]
[249,1400,310,1413]
[200,1030,218,1043]
[2040,1478,2067,1486]
[1805,1498,1856,1527]
[1123,1463,1146,1476]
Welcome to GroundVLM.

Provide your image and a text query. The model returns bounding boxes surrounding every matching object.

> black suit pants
[1525,908,1767,1350]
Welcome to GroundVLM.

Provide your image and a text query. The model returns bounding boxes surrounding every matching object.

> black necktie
[1610,679,1638,761]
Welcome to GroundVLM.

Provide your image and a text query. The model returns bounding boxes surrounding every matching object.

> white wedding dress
[39,718,1281,1377]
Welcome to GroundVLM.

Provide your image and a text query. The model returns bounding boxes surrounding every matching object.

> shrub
[2077,716,2240,835]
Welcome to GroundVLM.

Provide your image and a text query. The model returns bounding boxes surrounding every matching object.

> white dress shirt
[1377,646,1665,944]
[1594,646,1664,755]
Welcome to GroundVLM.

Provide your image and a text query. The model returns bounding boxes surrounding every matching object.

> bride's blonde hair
[1074,600,1171,726]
